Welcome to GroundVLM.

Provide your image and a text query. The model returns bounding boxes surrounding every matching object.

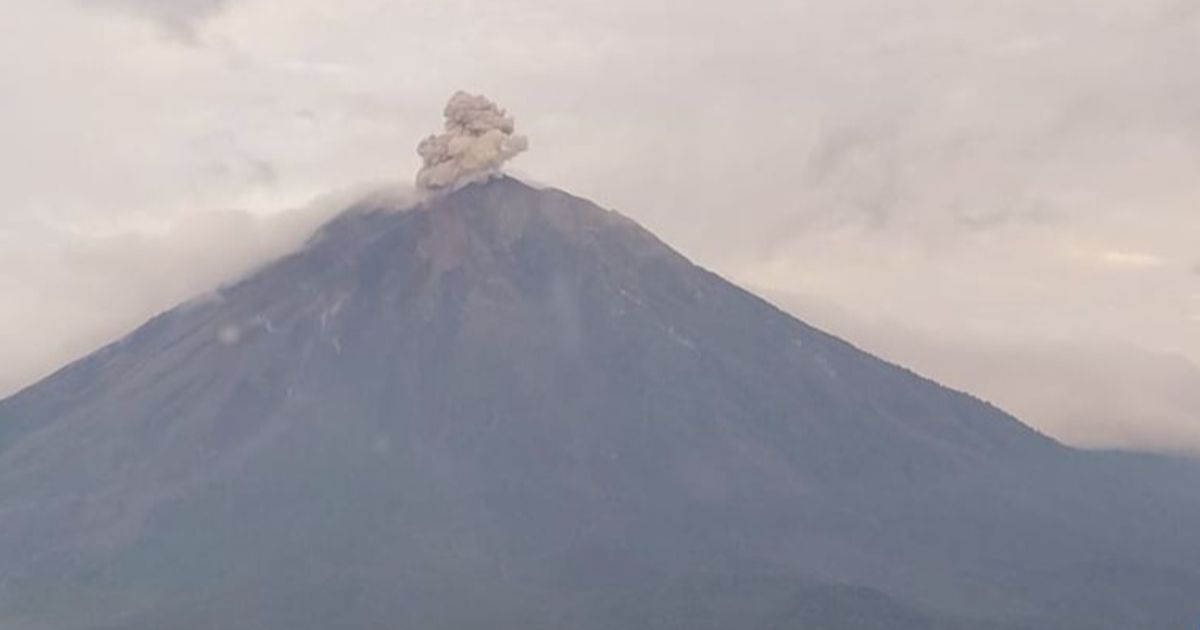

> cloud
[1098,250,1167,269]
[416,92,529,192]
[771,290,1200,456]
[84,0,232,40]
[0,181,410,397]
[1063,248,1169,271]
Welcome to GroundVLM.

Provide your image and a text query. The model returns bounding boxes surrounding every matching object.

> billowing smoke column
[416,91,529,192]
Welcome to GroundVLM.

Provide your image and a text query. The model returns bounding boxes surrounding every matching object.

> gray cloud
[803,125,902,229]
[951,198,1064,232]
[84,0,231,39]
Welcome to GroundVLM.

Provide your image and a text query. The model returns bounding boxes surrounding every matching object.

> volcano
[1,177,1198,629]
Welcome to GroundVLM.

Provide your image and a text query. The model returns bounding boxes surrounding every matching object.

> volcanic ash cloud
[415,92,529,192]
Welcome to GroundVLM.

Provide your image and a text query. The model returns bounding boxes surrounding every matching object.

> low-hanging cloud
[415,92,529,192]
[0,181,412,397]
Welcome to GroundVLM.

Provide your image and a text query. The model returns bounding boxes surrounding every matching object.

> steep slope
[1,178,1197,629]
[769,292,1200,454]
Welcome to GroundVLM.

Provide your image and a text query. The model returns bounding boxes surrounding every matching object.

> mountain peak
[14,176,1052,481]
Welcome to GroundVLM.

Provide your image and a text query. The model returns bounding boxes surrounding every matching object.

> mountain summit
[1,177,1198,629]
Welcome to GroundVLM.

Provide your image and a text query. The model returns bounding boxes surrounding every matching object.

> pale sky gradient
[2,0,1198,451]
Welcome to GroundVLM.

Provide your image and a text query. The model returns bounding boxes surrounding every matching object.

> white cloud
[1081,249,1168,270]
[1099,251,1166,268]
[0,183,388,395]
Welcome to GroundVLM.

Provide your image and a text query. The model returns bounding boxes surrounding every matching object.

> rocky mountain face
[1,177,1198,629]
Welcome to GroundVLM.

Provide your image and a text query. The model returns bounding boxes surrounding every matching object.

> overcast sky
[3,0,1198,451]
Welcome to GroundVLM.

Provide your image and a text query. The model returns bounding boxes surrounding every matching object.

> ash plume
[416,92,529,192]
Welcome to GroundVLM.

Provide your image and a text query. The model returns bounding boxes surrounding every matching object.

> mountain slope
[1,178,1198,629]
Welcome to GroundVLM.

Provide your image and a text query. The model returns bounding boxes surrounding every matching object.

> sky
[2,0,1198,452]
